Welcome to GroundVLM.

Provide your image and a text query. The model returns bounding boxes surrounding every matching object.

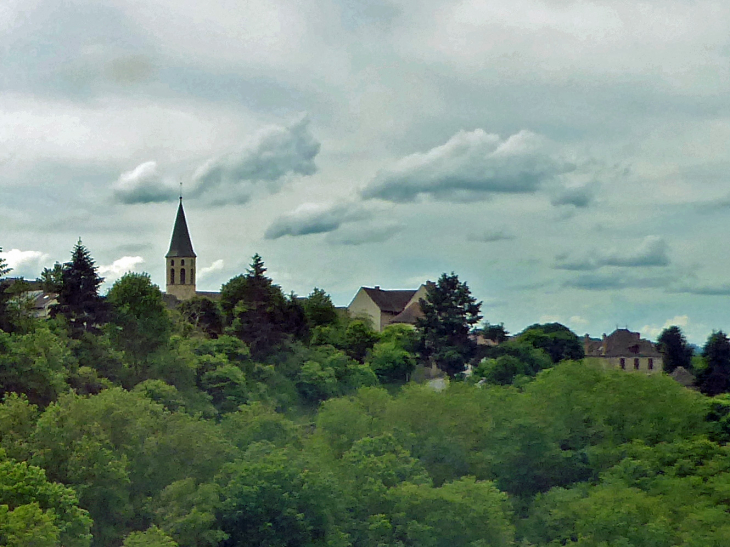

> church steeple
[165,198,197,300]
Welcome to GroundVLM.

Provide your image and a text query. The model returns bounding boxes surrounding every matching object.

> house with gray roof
[584,328,663,374]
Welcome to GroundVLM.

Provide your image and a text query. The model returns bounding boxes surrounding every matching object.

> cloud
[467,229,515,243]
[550,184,596,208]
[668,283,730,296]
[98,256,144,284]
[326,223,404,245]
[0,249,49,278]
[642,315,690,339]
[192,115,320,204]
[361,129,575,203]
[264,202,372,239]
[555,236,670,271]
[563,270,676,291]
[113,161,177,204]
[198,259,225,280]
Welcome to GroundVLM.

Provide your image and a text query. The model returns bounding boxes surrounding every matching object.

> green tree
[303,288,338,328]
[122,526,178,547]
[178,297,223,338]
[106,273,171,375]
[481,321,509,343]
[697,331,730,396]
[0,248,10,278]
[657,325,693,373]
[517,322,584,364]
[38,263,64,293]
[0,248,12,333]
[416,273,482,377]
[367,340,416,383]
[220,255,291,357]
[53,240,106,335]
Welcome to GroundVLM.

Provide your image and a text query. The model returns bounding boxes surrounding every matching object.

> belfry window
[180,268,186,285]
[170,269,175,285]
[171,260,175,266]
[181,259,185,266]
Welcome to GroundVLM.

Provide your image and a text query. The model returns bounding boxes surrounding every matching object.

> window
[171,260,175,266]
[180,268,186,285]
[634,358,640,370]
[181,259,185,266]
[620,358,625,369]
[648,358,654,370]
[191,268,195,284]
[170,269,175,285]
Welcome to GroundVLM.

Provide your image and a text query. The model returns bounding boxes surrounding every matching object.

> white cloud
[192,115,320,204]
[98,256,144,284]
[113,161,177,204]
[0,249,49,277]
[362,129,574,203]
[198,259,224,280]
[265,201,372,239]
[642,315,690,339]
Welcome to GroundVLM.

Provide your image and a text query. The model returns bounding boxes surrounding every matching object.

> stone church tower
[166,198,197,301]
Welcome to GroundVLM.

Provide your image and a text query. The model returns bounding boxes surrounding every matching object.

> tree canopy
[658,325,693,373]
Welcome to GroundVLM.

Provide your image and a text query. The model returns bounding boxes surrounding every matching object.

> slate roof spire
[166,198,196,258]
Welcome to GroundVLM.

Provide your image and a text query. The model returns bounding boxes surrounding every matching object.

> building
[347,284,428,331]
[165,198,197,301]
[584,328,663,374]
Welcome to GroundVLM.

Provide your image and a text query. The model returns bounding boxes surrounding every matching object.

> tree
[657,325,693,373]
[178,297,223,338]
[220,255,292,357]
[416,273,482,377]
[53,240,106,335]
[517,323,584,364]
[0,248,9,278]
[482,321,509,343]
[697,331,730,396]
[303,288,338,328]
[38,263,64,293]
[0,247,12,333]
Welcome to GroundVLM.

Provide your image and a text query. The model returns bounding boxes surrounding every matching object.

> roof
[670,366,695,388]
[362,287,418,313]
[166,200,196,258]
[391,301,424,324]
[586,329,662,358]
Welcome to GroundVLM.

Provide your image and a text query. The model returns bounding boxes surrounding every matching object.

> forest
[1,242,730,546]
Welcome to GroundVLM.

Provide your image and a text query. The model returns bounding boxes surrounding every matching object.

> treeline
[1,242,730,545]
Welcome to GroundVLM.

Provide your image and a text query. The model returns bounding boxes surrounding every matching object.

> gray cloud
[668,283,730,296]
[550,184,596,208]
[564,271,677,292]
[467,229,516,243]
[192,115,320,204]
[113,161,177,204]
[326,223,404,246]
[361,129,575,203]
[264,202,372,239]
[555,236,670,271]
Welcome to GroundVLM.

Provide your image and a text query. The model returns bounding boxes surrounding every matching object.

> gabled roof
[586,328,662,358]
[362,287,417,313]
[166,200,196,258]
[391,301,424,324]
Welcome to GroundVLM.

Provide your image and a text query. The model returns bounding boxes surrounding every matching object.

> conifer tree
[54,239,106,334]
[657,325,693,373]
[416,272,482,377]
[0,247,9,278]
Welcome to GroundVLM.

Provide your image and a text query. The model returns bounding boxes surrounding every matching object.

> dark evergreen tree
[697,331,730,396]
[657,325,693,373]
[38,262,64,293]
[0,247,11,332]
[53,240,106,335]
[416,273,482,377]
[0,247,9,278]
[482,321,509,343]
[220,254,292,357]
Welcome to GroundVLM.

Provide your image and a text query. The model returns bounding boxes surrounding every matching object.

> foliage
[657,325,693,373]
[517,322,584,363]
[0,248,9,279]
[697,331,730,396]
[416,273,482,377]
[53,240,106,335]
[303,288,339,329]
[38,263,64,293]
[122,525,178,547]
[178,297,223,338]
[481,321,509,343]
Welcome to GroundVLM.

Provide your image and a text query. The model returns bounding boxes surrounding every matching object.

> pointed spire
[166,200,196,258]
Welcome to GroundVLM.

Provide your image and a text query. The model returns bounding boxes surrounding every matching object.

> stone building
[584,328,663,374]
[347,284,428,331]
[165,198,197,301]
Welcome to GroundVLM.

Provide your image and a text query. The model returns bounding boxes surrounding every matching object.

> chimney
[374,286,380,290]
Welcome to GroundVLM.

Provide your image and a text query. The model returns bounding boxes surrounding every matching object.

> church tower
[166,198,197,301]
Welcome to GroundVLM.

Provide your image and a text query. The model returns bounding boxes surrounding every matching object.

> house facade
[584,328,663,374]
[347,284,428,331]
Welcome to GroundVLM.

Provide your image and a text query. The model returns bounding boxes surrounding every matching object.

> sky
[2,0,730,344]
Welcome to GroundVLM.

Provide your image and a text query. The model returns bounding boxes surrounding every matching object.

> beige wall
[603,356,663,374]
[347,288,382,330]
[166,256,197,301]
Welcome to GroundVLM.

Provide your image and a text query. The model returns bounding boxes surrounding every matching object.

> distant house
[27,290,58,318]
[584,328,663,374]
[347,284,429,332]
